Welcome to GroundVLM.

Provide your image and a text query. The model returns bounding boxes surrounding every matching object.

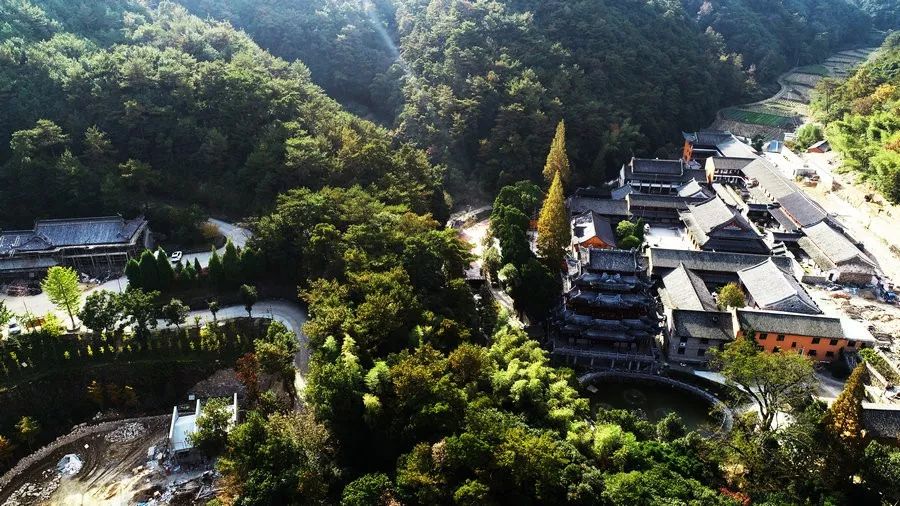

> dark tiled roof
[572,211,616,247]
[768,206,801,233]
[686,197,737,233]
[623,159,706,184]
[802,221,874,267]
[0,216,147,255]
[683,130,734,147]
[862,403,900,439]
[735,309,844,338]
[627,194,703,210]
[587,248,642,273]
[0,256,58,272]
[776,192,828,227]
[680,197,766,253]
[648,248,793,275]
[742,159,794,200]
[672,309,734,340]
[677,180,710,198]
[708,157,755,172]
[568,196,630,217]
[661,264,716,311]
[632,158,684,175]
[610,184,633,200]
[711,183,744,209]
[737,259,821,314]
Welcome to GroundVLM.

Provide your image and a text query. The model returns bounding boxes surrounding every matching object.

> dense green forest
[2,1,900,505]
[177,0,882,195]
[0,0,883,208]
[177,0,403,123]
[0,0,446,230]
[681,0,874,84]
[236,183,899,505]
[812,33,900,202]
[849,0,900,31]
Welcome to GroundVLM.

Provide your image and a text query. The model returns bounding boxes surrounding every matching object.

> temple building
[571,211,617,251]
[647,248,794,283]
[618,157,707,194]
[658,264,733,365]
[735,309,876,361]
[0,216,151,280]
[736,258,821,315]
[704,157,755,185]
[550,248,659,371]
[798,221,878,285]
[679,196,770,254]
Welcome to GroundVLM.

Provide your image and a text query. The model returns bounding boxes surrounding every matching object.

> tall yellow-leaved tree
[543,120,571,186]
[823,363,868,457]
[537,171,570,268]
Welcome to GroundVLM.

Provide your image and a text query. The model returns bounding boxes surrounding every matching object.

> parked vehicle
[170,251,183,263]
[7,321,21,336]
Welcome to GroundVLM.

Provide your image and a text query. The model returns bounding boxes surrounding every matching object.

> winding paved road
[158,300,310,393]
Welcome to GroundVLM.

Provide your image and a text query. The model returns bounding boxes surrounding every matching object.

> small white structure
[167,393,238,454]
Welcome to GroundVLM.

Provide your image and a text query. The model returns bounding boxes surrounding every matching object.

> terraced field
[722,107,799,128]
[712,47,877,140]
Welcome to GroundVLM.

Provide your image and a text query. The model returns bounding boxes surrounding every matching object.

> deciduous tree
[240,284,258,319]
[717,282,746,309]
[824,363,868,476]
[162,298,189,331]
[119,289,160,343]
[0,300,13,330]
[0,435,14,467]
[15,416,40,449]
[542,120,571,186]
[79,290,122,335]
[710,336,815,430]
[536,171,569,269]
[189,397,233,457]
[41,266,81,330]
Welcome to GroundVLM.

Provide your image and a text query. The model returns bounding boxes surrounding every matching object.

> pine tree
[221,240,241,287]
[156,248,175,290]
[240,247,263,283]
[542,120,571,186]
[208,248,224,290]
[824,363,868,470]
[138,249,159,291]
[536,171,570,269]
[125,258,142,289]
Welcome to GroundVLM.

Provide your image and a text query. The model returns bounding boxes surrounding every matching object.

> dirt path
[0,416,170,505]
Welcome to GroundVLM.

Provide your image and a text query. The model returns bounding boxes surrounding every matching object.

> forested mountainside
[0,0,446,229]
[178,0,877,194]
[850,0,900,31]
[177,0,403,123]
[680,0,874,84]
[812,33,900,202]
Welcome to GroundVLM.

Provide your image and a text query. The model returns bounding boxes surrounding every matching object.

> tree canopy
[812,34,900,203]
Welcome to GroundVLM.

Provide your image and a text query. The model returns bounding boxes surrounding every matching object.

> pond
[586,377,722,431]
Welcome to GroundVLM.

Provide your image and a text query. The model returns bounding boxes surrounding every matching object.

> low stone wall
[579,370,734,433]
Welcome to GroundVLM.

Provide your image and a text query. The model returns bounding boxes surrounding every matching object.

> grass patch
[722,108,797,128]
[794,64,830,76]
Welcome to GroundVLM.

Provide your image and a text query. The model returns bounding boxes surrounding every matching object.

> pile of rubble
[836,299,900,340]
[104,422,148,444]
[2,469,60,506]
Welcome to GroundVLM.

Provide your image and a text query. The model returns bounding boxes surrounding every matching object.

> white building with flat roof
[168,393,238,454]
